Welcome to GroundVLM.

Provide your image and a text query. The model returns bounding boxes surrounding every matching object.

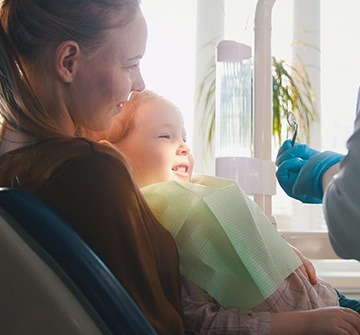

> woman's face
[71,10,147,131]
[115,99,194,188]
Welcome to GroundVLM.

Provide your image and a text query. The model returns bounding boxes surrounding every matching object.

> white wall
[140,1,196,145]
[321,1,360,154]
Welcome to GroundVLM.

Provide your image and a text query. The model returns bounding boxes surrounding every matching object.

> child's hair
[84,89,174,144]
[0,0,141,139]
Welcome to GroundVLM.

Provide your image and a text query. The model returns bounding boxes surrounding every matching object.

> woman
[0,1,190,334]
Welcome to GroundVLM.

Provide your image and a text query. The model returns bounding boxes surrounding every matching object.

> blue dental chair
[0,188,156,335]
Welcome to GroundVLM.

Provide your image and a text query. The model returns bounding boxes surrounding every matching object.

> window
[141,0,360,232]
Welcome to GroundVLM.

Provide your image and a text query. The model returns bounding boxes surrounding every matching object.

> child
[87,90,360,334]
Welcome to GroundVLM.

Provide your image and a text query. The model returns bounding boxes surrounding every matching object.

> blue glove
[276,140,344,203]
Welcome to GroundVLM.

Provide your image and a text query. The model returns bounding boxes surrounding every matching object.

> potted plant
[197,56,319,151]
[272,57,318,146]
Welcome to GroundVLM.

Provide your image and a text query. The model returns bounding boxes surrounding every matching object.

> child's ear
[55,41,80,83]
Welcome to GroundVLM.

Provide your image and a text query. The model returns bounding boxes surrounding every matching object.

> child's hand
[303,307,360,335]
[288,243,318,285]
[270,307,360,334]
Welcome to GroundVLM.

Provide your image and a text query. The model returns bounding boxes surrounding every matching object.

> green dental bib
[141,174,301,308]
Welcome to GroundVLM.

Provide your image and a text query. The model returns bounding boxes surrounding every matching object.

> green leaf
[197,55,319,151]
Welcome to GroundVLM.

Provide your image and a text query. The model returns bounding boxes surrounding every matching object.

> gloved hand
[276,140,344,203]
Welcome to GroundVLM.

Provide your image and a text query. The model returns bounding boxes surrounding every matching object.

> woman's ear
[98,140,122,153]
[99,140,115,147]
[55,41,80,83]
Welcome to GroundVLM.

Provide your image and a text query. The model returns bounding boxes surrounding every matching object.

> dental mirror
[286,111,298,146]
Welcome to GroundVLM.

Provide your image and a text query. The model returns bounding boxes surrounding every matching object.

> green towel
[141,174,301,308]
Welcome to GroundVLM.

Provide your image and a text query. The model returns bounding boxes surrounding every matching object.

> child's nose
[178,143,190,155]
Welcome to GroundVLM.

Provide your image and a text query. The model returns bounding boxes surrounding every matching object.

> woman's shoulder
[39,137,130,174]
[40,137,123,158]
[0,136,121,159]
[35,137,127,164]
[0,137,131,191]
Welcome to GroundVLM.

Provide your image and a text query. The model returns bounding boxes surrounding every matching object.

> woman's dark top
[0,137,187,334]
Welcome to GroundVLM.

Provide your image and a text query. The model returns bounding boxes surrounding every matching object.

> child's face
[115,98,194,188]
